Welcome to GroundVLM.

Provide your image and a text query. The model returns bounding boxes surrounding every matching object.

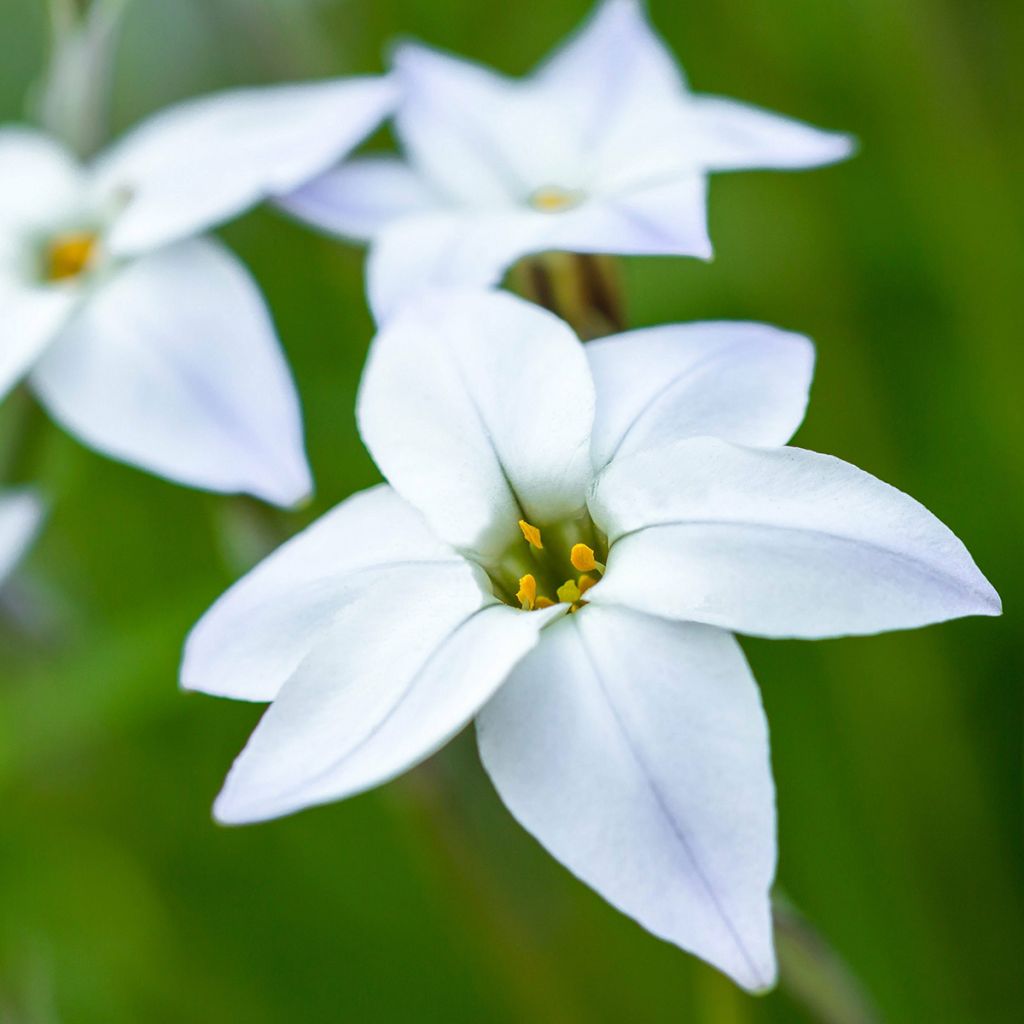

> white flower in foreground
[0,489,43,584]
[282,0,853,320]
[0,75,395,504]
[183,291,998,990]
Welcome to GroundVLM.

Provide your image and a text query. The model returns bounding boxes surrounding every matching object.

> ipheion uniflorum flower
[182,290,999,991]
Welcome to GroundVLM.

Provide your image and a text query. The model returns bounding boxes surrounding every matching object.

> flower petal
[365,210,552,322]
[533,0,686,163]
[278,156,438,241]
[214,566,559,824]
[477,606,777,991]
[587,321,814,467]
[358,289,595,560]
[686,95,854,171]
[0,489,44,583]
[97,77,397,255]
[0,284,78,402]
[541,175,711,259]
[392,43,529,205]
[182,485,462,702]
[0,127,83,229]
[31,238,311,506]
[590,438,1001,637]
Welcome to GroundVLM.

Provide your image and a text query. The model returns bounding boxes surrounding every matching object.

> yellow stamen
[518,519,543,549]
[529,185,583,213]
[556,579,582,605]
[516,574,537,611]
[46,231,98,282]
[536,596,555,609]
[577,573,597,596]
[570,543,598,572]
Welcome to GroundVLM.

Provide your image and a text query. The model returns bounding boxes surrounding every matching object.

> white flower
[281,0,854,321]
[0,75,395,504]
[182,290,998,990]
[0,489,43,584]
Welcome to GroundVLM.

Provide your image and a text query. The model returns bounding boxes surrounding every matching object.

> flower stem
[510,252,627,340]
[774,894,882,1024]
[37,0,131,157]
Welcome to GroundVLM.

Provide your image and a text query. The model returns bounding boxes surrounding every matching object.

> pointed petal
[0,489,44,583]
[358,289,595,560]
[182,485,462,702]
[31,238,311,506]
[687,95,854,171]
[366,211,551,322]
[542,175,711,259]
[587,321,814,467]
[590,438,1001,637]
[97,77,397,255]
[477,607,777,991]
[278,156,437,241]
[0,284,78,401]
[392,43,528,204]
[0,128,83,229]
[214,567,558,824]
[534,0,686,160]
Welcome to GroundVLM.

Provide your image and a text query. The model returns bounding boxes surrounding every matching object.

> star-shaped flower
[183,290,998,990]
[1,75,395,504]
[0,489,43,585]
[282,0,853,320]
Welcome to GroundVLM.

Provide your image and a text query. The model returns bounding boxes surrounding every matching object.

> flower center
[43,231,99,283]
[488,517,607,614]
[529,185,585,214]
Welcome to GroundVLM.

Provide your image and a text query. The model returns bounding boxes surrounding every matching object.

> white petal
[392,43,529,205]
[534,0,686,165]
[0,489,44,583]
[358,289,595,560]
[31,238,311,506]
[278,156,437,241]
[687,95,854,171]
[541,176,711,259]
[366,211,552,322]
[590,438,1001,637]
[0,283,78,401]
[0,128,83,229]
[477,606,776,991]
[97,77,397,255]
[182,485,462,702]
[587,321,814,467]
[214,566,558,824]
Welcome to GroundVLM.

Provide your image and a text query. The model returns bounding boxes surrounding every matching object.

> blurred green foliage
[1,0,1022,1020]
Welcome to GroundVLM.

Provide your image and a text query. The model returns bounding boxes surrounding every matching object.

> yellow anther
[518,519,543,549]
[556,579,582,605]
[46,231,98,282]
[516,574,537,611]
[536,596,555,609]
[570,543,597,572]
[577,573,597,596]
[529,185,583,213]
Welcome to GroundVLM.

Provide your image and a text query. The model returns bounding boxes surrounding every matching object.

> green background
[1,1,1021,1020]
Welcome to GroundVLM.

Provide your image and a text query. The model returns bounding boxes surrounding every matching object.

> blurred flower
[0,489,43,583]
[0,75,395,504]
[282,0,853,320]
[183,290,998,990]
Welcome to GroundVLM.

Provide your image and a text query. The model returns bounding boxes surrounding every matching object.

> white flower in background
[182,290,998,990]
[0,489,43,584]
[282,0,854,321]
[0,75,395,504]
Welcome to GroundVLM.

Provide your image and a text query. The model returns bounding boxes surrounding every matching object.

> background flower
[282,0,853,320]
[1,74,394,504]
